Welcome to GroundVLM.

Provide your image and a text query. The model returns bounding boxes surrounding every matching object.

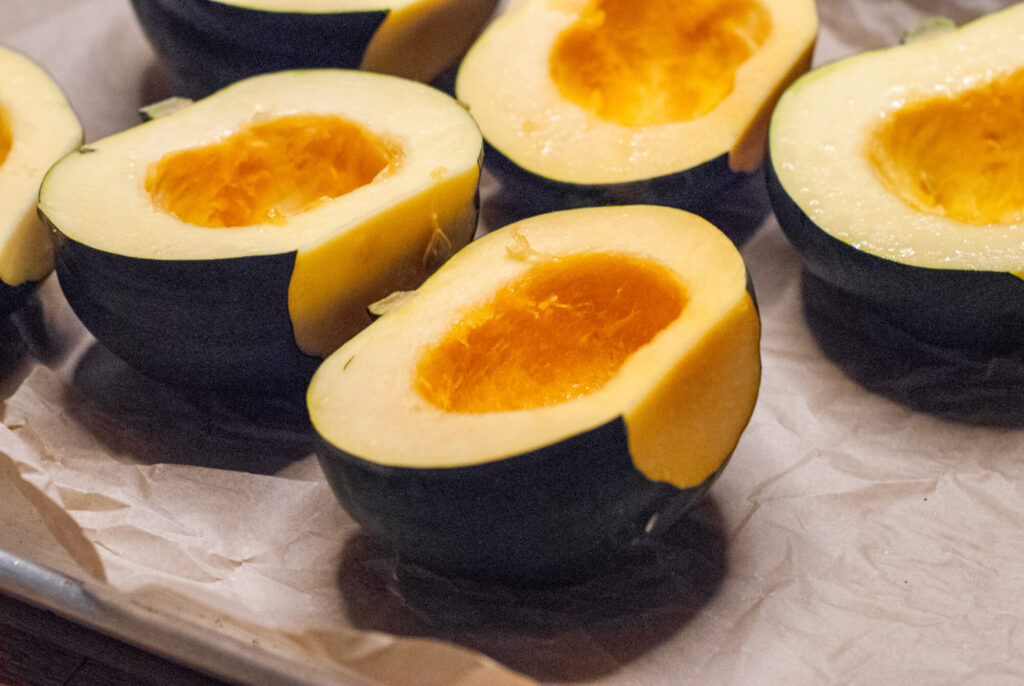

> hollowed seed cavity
[0,109,11,169]
[415,252,686,413]
[867,68,1024,225]
[549,0,771,126]
[146,113,401,228]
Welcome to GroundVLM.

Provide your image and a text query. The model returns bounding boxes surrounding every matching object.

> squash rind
[456,0,816,240]
[309,205,760,583]
[484,144,771,244]
[768,4,1024,354]
[317,417,717,584]
[130,0,386,98]
[767,161,1024,353]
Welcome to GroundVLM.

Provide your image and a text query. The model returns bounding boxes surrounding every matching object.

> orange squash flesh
[867,67,1024,226]
[0,109,11,169]
[145,113,401,228]
[416,252,686,413]
[549,0,772,127]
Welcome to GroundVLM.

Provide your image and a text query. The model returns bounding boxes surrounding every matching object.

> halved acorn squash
[38,69,482,391]
[769,4,1024,355]
[130,0,500,98]
[0,46,81,314]
[309,205,761,583]
[455,0,817,240]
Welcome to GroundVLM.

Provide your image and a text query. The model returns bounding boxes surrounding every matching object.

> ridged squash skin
[456,0,818,240]
[0,46,82,315]
[130,0,499,98]
[38,70,482,392]
[768,5,1024,355]
[309,205,761,584]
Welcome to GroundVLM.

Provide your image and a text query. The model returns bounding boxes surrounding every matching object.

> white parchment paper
[2,1,1024,684]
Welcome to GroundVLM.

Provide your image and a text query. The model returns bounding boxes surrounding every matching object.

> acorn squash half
[130,0,500,98]
[455,0,817,240]
[769,4,1024,356]
[38,69,482,392]
[309,205,761,583]
[0,46,81,315]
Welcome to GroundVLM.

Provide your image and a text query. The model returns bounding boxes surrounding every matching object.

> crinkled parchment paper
[2,1,1024,684]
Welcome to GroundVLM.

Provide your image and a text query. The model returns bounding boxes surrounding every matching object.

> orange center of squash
[549,0,771,127]
[415,252,686,413]
[0,109,11,169]
[867,68,1024,225]
[145,113,399,228]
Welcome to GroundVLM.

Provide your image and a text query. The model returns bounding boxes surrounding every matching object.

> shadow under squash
[0,307,30,388]
[68,341,316,474]
[802,269,1024,427]
[338,498,727,683]
[0,291,66,400]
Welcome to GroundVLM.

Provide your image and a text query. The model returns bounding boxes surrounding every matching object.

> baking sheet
[2,1,1024,684]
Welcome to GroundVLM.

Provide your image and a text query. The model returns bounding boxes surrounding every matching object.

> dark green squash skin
[315,417,721,586]
[130,0,389,98]
[766,156,1024,355]
[483,144,771,245]
[48,225,320,393]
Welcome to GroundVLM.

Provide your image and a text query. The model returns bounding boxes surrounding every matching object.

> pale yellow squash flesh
[288,164,479,356]
[627,294,759,487]
[361,0,500,83]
